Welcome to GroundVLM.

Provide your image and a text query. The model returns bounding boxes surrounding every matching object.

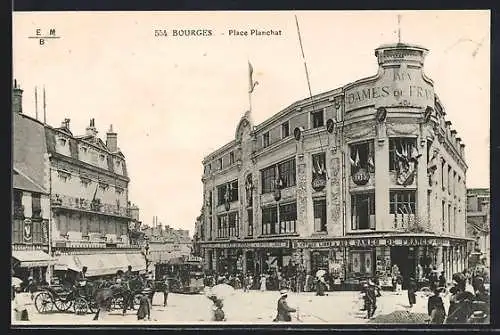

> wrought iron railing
[51,194,131,217]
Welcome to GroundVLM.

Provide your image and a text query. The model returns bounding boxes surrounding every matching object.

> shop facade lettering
[203,240,290,249]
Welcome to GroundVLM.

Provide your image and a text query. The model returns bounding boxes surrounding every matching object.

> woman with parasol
[315,270,326,296]
[205,282,234,321]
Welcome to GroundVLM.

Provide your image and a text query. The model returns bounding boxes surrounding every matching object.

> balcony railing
[53,232,140,248]
[51,194,131,218]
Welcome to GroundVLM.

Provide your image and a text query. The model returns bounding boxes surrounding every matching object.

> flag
[355,150,360,167]
[248,61,259,93]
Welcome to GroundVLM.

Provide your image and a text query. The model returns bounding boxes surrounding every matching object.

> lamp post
[144,237,150,272]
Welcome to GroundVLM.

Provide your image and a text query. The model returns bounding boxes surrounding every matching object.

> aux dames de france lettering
[346,70,433,106]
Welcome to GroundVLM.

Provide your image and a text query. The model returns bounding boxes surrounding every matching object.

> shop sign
[294,240,343,249]
[385,237,434,246]
[206,240,289,249]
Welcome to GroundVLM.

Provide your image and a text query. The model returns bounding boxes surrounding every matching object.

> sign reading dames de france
[344,63,434,112]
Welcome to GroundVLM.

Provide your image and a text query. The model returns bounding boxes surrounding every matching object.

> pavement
[12,289,431,325]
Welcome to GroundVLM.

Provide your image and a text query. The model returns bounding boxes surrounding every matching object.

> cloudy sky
[13,10,490,235]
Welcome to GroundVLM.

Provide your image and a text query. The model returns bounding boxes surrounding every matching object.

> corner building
[198,43,472,289]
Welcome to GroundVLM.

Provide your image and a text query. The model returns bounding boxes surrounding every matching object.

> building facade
[466,188,490,267]
[198,43,472,288]
[143,223,192,268]
[12,80,54,283]
[11,80,145,280]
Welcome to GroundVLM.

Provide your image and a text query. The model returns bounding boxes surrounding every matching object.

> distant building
[142,221,192,271]
[466,188,490,266]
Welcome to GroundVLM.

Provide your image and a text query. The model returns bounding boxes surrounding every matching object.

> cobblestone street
[14,289,430,325]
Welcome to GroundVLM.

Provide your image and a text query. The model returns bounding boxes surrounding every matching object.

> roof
[467,188,490,196]
[13,168,47,193]
[12,113,49,193]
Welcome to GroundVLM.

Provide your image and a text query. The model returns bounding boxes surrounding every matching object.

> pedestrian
[360,282,369,311]
[316,275,326,296]
[438,272,446,289]
[395,272,403,295]
[137,288,152,321]
[408,277,417,308]
[366,280,378,319]
[208,295,225,321]
[12,283,31,321]
[76,266,88,283]
[273,289,296,322]
[260,275,267,291]
[428,288,446,324]
[124,265,133,280]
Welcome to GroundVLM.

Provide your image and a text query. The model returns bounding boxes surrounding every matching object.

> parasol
[208,283,235,299]
[12,277,23,287]
[316,269,326,278]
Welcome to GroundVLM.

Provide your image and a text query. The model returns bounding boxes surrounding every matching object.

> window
[314,199,327,232]
[281,121,290,138]
[278,158,296,188]
[448,204,452,233]
[453,171,457,197]
[261,203,297,236]
[312,152,326,177]
[442,201,446,232]
[262,132,270,148]
[208,217,213,240]
[228,212,239,237]
[13,190,23,218]
[453,206,457,234]
[448,166,452,194]
[389,138,417,171]
[279,203,297,234]
[32,194,42,219]
[261,165,276,194]
[81,146,88,153]
[441,160,446,190]
[262,206,278,235]
[311,110,324,128]
[218,158,223,170]
[247,209,253,237]
[58,138,67,146]
[390,191,416,230]
[217,215,228,238]
[350,141,375,174]
[217,184,227,205]
[351,193,375,230]
[208,191,213,214]
[100,154,105,161]
[33,221,43,244]
[261,158,296,194]
[12,219,22,244]
[229,152,235,165]
[230,180,238,201]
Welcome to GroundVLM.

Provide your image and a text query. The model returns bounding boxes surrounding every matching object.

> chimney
[12,79,23,114]
[61,118,70,130]
[106,124,118,152]
[85,118,98,137]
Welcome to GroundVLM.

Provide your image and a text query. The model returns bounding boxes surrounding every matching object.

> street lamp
[144,238,150,272]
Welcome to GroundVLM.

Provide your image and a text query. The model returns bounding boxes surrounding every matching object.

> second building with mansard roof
[198,43,472,289]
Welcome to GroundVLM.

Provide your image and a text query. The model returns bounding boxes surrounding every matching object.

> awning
[12,250,55,268]
[54,252,146,277]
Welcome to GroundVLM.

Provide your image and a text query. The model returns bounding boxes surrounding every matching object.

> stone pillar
[242,249,247,274]
[22,192,32,218]
[417,127,429,226]
[437,246,443,271]
[204,248,211,271]
[303,249,312,273]
[41,194,50,220]
[296,153,309,236]
[374,129,389,231]
[329,149,343,236]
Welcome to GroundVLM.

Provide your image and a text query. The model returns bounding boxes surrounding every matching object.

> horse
[91,281,133,320]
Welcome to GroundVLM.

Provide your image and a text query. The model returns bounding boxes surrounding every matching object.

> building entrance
[391,246,416,289]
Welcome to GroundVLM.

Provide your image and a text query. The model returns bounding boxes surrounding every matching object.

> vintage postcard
[11,10,490,326]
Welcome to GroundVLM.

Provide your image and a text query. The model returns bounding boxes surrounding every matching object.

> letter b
[39,39,45,45]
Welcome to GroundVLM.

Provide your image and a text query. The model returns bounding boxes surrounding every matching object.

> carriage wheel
[73,297,89,315]
[54,298,73,312]
[34,292,54,314]
[88,300,98,314]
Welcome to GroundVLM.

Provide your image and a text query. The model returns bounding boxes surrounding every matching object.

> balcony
[51,194,131,218]
[53,232,139,249]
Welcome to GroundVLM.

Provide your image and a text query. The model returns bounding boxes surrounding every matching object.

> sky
[12,10,490,235]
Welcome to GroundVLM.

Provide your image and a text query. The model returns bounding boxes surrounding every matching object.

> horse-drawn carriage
[34,281,98,315]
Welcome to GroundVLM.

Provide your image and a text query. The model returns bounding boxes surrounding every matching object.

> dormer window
[311,110,324,128]
[262,132,270,148]
[100,154,105,161]
[116,160,121,167]
[218,158,223,170]
[58,138,67,146]
[229,152,235,165]
[80,146,88,153]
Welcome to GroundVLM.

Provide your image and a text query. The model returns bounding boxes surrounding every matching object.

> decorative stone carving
[386,123,419,136]
[245,174,253,207]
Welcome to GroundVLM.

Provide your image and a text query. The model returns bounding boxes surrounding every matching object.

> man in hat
[273,289,296,322]
[467,310,488,324]
[124,265,134,280]
[137,288,152,321]
[408,277,417,308]
[76,266,87,283]
[366,280,378,319]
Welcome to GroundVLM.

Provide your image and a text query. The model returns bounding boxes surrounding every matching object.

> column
[437,246,443,270]
[303,249,312,273]
[375,131,389,231]
[417,129,429,225]
[296,152,309,236]
[242,249,247,274]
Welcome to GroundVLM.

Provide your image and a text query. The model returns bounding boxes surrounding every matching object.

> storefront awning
[12,250,55,268]
[54,252,146,277]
